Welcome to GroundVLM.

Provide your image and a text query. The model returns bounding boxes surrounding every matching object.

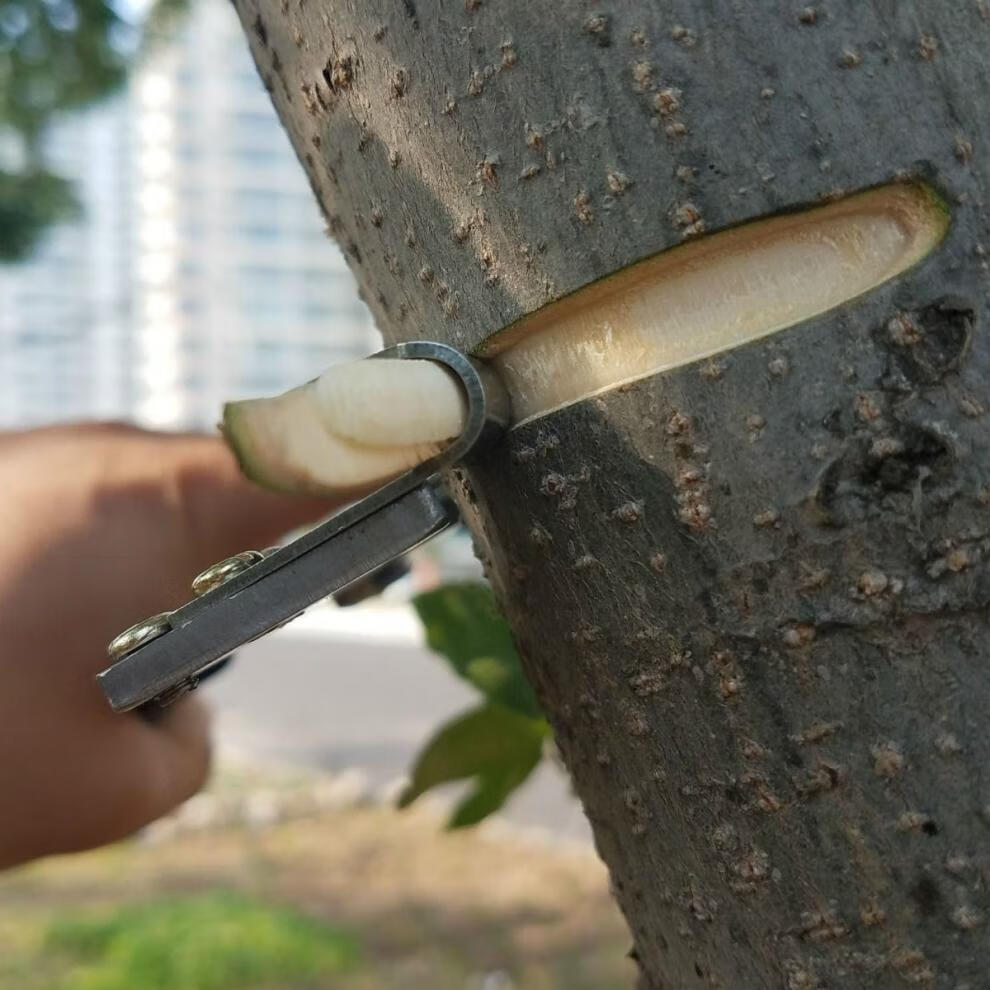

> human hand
[0,424,336,869]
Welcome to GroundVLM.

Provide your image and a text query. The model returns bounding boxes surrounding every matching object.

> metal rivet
[191,550,264,597]
[108,612,172,662]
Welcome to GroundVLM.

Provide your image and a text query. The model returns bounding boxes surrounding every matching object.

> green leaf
[413,582,541,718]
[399,704,548,828]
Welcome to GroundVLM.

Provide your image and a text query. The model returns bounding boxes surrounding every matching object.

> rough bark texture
[234,1,990,986]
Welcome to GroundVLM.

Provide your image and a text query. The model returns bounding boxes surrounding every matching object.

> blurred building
[0,97,137,426]
[0,0,377,431]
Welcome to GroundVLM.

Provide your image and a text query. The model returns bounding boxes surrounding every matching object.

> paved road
[202,611,592,841]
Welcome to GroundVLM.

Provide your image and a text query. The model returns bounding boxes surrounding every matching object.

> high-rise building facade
[0,96,137,426]
[133,0,378,429]
[0,0,377,431]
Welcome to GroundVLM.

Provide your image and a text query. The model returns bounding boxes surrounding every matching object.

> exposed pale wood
[490,183,948,425]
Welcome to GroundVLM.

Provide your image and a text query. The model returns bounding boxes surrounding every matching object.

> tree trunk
[233,1,990,985]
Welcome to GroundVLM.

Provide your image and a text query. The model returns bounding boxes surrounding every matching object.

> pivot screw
[191,550,264,597]
[107,612,172,662]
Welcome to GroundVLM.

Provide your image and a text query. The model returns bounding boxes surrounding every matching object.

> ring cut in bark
[490,183,947,424]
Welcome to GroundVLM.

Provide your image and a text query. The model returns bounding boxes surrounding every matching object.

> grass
[41,892,356,990]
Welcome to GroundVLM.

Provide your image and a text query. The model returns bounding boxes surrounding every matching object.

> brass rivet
[107,612,172,662]
[191,550,264,597]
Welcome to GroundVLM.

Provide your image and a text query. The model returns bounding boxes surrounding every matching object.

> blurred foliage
[407,583,549,828]
[44,891,357,990]
[0,0,188,261]
[0,167,78,259]
[0,0,133,138]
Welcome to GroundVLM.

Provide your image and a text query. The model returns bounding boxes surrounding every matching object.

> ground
[0,765,632,990]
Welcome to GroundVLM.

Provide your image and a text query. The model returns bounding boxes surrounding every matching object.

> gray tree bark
[233,1,990,986]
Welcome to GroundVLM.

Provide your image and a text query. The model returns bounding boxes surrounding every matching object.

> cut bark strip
[222,358,465,495]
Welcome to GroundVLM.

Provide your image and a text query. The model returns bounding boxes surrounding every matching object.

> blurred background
[0,1,632,986]
[1,0,379,428]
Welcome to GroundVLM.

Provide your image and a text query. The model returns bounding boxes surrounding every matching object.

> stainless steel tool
[97,341,510,714]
